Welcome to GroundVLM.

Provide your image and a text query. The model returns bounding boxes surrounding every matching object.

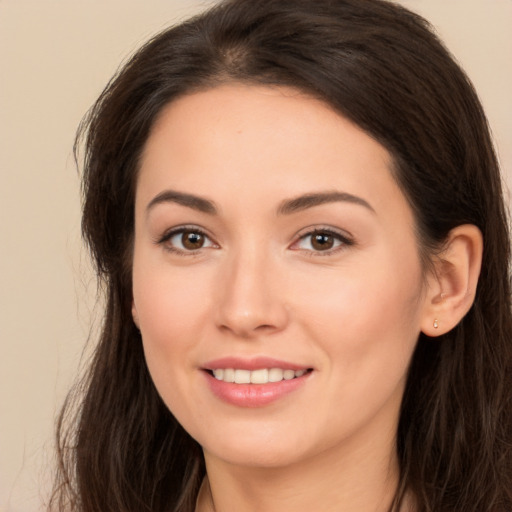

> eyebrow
[278,191,375,215]
[146,189,374,216]
[146,190,218,215]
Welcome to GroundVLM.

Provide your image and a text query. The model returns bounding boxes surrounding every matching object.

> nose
[214,247,289,338]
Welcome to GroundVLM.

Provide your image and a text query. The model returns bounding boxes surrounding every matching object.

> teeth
[283,369,295,380]
[234,369,251,384]
[250,369,268,384]
[268,368,284,382]
[212,369,224,380]
[212,368,308,384]
[223,368,235,383]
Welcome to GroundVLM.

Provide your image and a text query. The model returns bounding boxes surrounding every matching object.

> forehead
[137,84,409,223]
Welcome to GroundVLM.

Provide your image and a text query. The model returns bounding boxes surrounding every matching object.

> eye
[292,228,353,254]
[158,227,217,254]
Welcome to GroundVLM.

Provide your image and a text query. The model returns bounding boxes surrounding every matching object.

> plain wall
[0,1,510,511]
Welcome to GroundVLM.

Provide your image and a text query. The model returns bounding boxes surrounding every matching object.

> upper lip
[202,356,311,371]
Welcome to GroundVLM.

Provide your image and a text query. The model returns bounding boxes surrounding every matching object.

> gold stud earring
[433,318,439,329]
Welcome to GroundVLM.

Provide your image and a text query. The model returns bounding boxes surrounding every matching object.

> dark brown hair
[51,1,512,510]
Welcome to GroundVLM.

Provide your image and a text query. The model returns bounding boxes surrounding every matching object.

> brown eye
[162,228,216,253]
[292,228,352,254]
[181,230,205,250]
[311,233,335,251]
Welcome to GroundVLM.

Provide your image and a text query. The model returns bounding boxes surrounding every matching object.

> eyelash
[156,225,217,256]
[292,227,354,256]
[156,226,354,256]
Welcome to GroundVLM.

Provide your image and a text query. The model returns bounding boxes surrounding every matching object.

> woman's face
[132,84,431,469]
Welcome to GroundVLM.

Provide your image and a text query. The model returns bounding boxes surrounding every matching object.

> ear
[132,301,140,329]
[421,224,483,337]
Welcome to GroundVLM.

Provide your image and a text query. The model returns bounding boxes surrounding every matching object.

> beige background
[0,1,510,511]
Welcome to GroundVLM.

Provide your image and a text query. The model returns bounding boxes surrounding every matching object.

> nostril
[255,324,277,332]
[217,320,283,339]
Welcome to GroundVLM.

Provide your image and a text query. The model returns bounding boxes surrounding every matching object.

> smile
[203,359,312,407]
[211,368,308,384]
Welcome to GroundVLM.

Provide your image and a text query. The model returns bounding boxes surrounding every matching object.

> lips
[202,357,313,407]
[212,368,308,384]
[203,356,310,372]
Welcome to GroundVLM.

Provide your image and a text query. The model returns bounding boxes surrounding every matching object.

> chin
[205,441,308,469]
[195,422,325,469]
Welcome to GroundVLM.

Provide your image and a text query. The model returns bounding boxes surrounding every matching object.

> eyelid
[154,224,353,256]
[290,225,355,254]
[155,224,219,254]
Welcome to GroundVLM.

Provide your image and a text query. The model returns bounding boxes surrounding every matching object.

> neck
[196,431,404,512]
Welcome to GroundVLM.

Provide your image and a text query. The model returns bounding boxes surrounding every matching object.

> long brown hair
[51,1,512,510]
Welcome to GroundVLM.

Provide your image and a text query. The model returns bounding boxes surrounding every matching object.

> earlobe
[421,224,483,337]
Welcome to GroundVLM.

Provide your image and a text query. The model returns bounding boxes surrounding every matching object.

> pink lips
[202,357,312,408]
[203,356,309,372]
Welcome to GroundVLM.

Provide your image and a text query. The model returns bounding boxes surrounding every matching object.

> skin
[131,84,472,512]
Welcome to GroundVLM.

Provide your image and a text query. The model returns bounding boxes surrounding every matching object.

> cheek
[133,253,212,331]
[294,272,421,442]
[132,260,214,390]
[293,251,424,380]
[296,256,422,331]
[133,270,216,432]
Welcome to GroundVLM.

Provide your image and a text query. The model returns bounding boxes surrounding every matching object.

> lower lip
[204,371,310,407]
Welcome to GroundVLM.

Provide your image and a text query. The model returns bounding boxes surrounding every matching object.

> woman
[51,0,512,511]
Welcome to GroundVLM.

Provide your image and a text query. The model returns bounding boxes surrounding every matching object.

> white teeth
[250,369,268,384]
[283,369,295,380]
[211,368,308,384]
[213,369,224,380]
[268,368,284,382]
[224,368,235,382]
[234,369,251,384]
